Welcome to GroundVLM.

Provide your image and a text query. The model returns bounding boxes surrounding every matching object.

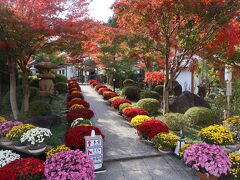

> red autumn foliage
[0,158,44,180]
[137,120,169,140]
[95,84,107,90]
[98,88,111,95]
[123,108,149,120]
[67,108,94,124]
[88,80,98,84]
[112,98,132,109]
[144,71,165,86]
[67,91,84,101]
[65,126,104,151]
[103,91,118,100]
[67,99,90,109]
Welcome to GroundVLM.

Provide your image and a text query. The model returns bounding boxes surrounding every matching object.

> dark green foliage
[55,82,67,94]
[54,74,67,84]
[121,85,141,100]
[29,87,39,100]
[184,107,217,127]
[123,79,135,87]
[29,78,40,88]
[140,90,160,100]
[137,98,160,115]
[153,85,164,96]
[28,100,52,118]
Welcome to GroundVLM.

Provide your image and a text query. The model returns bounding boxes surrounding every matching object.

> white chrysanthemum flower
[0,150,20,167]
[20,127,52,145]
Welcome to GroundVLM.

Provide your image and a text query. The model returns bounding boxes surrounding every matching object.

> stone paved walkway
[81,85,197,180]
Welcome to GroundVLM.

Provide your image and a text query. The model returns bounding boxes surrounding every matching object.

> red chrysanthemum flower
[67,91,84,101]
[123,108,149,120]
[65,126,104,151]
[88,80,98,84]
[137,120,169,140]
[67,108,94,124]
[112,98,132,109]
[98,88,111,95]
[67,99,90,108]
[95,84,107,91]
[0,158,44,180]
[103,91,118,100]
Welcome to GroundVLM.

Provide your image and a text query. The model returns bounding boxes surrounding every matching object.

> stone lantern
[35,59,57,96]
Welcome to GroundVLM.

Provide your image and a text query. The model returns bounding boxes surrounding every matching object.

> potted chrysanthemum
[0,121,22,145]
[183,143,231,180]
[0,150,20,167]
[20,127,52,153]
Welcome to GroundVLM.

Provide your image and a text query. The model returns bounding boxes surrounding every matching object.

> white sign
[85,134,103,170]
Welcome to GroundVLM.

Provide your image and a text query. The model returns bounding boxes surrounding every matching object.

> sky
[89,0,115,22]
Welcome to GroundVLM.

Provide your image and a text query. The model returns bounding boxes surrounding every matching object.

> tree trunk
[8,57,19,119]
[22,70,29,112]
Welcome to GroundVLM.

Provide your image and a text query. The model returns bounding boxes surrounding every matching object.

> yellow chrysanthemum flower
[200,125,234,145]
[6,124,35,141]
[130,115,151,127]
[0,116,6,123]
[230,152,240,178]
[46,144,70,157]
[153,133,179,149]
[69,104,85,111]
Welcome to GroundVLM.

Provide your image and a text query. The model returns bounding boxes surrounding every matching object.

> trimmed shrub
[121,86,141,100]
[55,74,67,83]
[184,107,217,126]
[140,90,160,100]
[123,79,135,87]
[137,120,169,140]
[28,100,52,118]
[163,113,188,131]
[55,82,67,94]
[123,107,149,120]
[137,98,160,115]
[29,78,40,88]
[119,103,132,112]
[153,85,164,95]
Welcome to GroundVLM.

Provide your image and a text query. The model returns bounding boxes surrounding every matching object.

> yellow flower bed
[6,124,35,141]
[130,115,151,127]
[0,116,6,123]
[223,115,240,131]
[230,152,240,179]
[152,133,179,149]
[200,125,234,145]
[69,104,85,111]
[46,144,70,157]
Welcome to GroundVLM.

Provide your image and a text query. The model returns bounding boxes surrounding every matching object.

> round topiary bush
[140,90,160,100]
[184,107,217,126]
[121,86,141,100]
[163,113,188,131]
[55,82,67,94]
[137,98,160,115]
[54,74,67,83]
[28,100,52,118]
[153,85,164,96]
[123,79,135,87]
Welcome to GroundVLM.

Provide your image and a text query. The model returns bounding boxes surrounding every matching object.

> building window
[62,70,65,75]
[58,70,61,74]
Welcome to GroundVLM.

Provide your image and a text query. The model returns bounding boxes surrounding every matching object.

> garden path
[81,84,197,180]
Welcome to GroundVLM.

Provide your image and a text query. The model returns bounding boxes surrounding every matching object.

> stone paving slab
[80,85,197,180]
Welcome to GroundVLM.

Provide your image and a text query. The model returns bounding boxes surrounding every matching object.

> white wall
[57,66,78,80]
[176,71,199,94]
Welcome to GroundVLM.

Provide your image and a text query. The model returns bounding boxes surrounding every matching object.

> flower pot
[0,137,12,146]
[14,142,27,150]
[158,147,172,154]
[195,172,217,180]
[28,144,46,154]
